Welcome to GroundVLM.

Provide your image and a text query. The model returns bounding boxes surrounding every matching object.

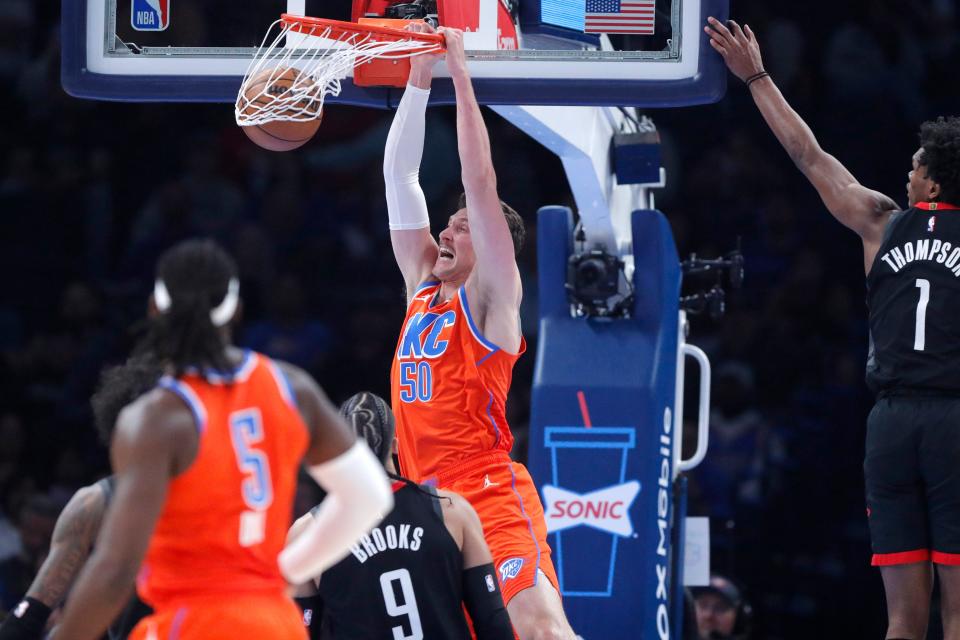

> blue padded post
[528,207,681,639]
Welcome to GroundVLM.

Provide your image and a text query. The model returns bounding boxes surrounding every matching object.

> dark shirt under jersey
[306,479,470,640]
[866,203,960,394]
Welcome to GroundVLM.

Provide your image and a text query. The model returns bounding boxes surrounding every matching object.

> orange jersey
[138,351,309,608]
[390,282,525,482]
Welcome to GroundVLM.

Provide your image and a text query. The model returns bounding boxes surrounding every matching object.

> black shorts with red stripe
[865,393,960,566]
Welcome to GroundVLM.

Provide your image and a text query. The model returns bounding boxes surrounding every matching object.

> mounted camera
[679,244,744,321]
[566,250,634,319]
[386,0,438,25]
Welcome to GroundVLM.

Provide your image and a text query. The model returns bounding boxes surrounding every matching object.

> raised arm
[444,30,522,310]
[275,362,392,585]
[0,485,107,639]
[706,18,899,270]
[57,393,195,640]
[384,24,443,299]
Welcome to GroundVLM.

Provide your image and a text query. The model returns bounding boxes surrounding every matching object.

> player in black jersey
[0,359,159,640]
[289,391,514,640]
[707,17,960,640]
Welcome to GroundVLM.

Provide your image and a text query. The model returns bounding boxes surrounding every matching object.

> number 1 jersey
[137,351,309,608]
[866,202,960,393]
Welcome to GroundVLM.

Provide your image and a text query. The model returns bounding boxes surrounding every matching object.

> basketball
[239,67,321,152]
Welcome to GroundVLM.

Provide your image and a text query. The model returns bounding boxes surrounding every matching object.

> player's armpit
[797,151,899,240]
[462,564,514,640]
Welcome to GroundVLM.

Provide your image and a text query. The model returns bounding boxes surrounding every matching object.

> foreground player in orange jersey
[57,240,393,640]
[383,25,575,639]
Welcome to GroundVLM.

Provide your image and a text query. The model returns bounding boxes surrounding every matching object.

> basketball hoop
[235,15,444,128]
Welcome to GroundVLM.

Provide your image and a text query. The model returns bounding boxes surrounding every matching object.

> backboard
[62,0,728,107]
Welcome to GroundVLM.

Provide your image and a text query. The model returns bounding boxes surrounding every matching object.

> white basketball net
[235,18,443,127]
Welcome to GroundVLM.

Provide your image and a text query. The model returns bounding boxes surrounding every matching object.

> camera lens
[577,258,605,286]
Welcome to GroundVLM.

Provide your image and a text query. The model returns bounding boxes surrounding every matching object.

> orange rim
[279,14,445,46]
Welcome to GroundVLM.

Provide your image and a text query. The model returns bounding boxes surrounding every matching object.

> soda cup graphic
[542,427,639,597]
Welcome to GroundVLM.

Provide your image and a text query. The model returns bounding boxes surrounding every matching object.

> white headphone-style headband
[153,278,240,328]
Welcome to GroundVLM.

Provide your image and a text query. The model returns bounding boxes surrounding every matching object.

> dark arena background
[2,1,959,638]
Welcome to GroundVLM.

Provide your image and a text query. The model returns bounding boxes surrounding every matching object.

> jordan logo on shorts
[483,474,499,489]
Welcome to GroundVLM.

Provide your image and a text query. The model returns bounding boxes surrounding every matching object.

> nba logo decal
[485,574,496,592]
[132,0,169,31]
[929,216,937,233]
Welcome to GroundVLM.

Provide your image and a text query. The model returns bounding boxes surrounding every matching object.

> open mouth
[439,247,454,260]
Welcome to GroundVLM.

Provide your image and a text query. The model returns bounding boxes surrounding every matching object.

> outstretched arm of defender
[445,29,522,310]
[0,485,107,638]
[706,18,898,251]
[384,23,443,298]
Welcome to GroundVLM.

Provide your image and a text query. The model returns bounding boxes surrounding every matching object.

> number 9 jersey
[866,202,960,393]
[136,351,308,609]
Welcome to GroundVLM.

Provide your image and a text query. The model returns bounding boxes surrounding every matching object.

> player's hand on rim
[438,27,468,79]
[704,17,764,83]
[407,21,443,78]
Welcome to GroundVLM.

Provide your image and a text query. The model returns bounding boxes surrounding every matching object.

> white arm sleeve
[278,441,393,585]
[384,83,431,231]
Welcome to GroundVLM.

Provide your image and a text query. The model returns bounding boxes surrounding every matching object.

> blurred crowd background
[1,0,959,638]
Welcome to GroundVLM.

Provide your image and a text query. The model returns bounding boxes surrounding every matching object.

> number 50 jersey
[866,202,960,393]
[137,351,308,608]
[390,282,525,483]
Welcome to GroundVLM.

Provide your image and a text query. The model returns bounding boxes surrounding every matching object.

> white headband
[153,278,240,327]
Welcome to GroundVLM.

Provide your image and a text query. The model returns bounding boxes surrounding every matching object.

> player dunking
[384,25,574,639]
[707,17,960,640]
[56,239,393,640]
[290,392,514,639]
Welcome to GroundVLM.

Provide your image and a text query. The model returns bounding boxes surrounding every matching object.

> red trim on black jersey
[932,551,960,565]
[391,480,405,493]
[916,202,960,211]
[871,549,930,566]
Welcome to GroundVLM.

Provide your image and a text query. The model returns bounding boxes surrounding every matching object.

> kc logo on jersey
[132,0,169,31]
[397,311,456,360]
[542,481,641,537]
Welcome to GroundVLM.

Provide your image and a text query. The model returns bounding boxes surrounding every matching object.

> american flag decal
[585,0,656,34]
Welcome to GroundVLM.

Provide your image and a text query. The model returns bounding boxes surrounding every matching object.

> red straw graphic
[577,390,592,428]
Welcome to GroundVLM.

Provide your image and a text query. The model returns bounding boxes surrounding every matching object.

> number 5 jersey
[137,350,308,608]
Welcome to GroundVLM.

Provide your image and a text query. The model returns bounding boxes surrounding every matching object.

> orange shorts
[434,451,559,605]
[130,593,306,640]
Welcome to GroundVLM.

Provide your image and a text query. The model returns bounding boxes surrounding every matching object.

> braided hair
[339,391,396,465]
[134,239,239,377]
